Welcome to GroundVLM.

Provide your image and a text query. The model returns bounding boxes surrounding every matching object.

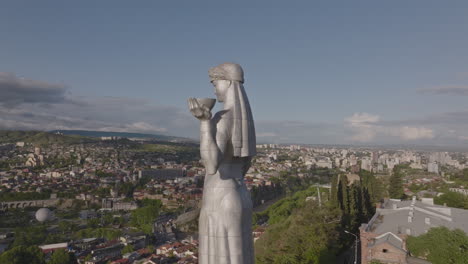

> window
[382,249,388,253]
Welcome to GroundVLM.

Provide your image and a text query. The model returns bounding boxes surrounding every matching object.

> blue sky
[1,1,468,146]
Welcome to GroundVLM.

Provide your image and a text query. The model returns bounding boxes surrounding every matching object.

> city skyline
[2,1,468,146]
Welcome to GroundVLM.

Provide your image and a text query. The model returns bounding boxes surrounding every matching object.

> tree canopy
[131,199,162,233]
[434,191,468,209]
[407,227,468,264]
[388,166,405,199]
[255,202,342,264]
[48,249,76,264]
[121,244,135,255]
[0,246,45,264]
[11,226,48,247]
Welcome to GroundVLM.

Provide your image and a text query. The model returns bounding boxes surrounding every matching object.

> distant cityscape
[0,131,467,263]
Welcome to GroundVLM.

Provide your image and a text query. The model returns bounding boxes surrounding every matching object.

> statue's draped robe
[198,112,255,264]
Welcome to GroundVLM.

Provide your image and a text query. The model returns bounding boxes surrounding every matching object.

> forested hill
[0,130,195,146]
[50,130,192,142]
[0,131,96,146]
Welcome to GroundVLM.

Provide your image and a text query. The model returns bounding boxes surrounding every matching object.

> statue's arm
[200,119,226,174]
[242,157,252,176]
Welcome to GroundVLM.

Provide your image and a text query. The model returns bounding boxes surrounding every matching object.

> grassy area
[253,186,321,226]
[132,143,197,153]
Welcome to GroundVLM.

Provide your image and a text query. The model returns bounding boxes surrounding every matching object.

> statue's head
[208,62,255,157]
[209,63,244,102]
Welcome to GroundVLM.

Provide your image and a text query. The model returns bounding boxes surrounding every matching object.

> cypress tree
[340,176,350,214]
[389,166,404,199]
[330,175,339,207]
[348,185,365,230]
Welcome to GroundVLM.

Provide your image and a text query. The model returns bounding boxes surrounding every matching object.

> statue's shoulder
[212,110,230,123]
[212,110,231,137]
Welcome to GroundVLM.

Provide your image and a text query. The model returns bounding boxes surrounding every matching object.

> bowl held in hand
[196,98,216,110]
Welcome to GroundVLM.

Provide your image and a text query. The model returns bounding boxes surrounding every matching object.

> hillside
[51,130,193,142]
[0,131,96,146]
[254,187,343,263]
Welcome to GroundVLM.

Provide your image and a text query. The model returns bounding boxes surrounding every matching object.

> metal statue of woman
[188,62,256,264]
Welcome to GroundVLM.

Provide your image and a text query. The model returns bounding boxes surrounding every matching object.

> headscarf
[209,63,256,157]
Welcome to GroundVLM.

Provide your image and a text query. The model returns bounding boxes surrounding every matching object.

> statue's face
[212,80,231,102]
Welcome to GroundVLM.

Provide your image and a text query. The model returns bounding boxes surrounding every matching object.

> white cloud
[350,128,377,142]
[124,122,167,133]
[345,112,435,142]
[345,112,380,125]
[398,126,434,140]
[345,112,380,142]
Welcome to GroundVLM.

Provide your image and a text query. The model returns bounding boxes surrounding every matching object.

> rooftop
[367,198,468,236]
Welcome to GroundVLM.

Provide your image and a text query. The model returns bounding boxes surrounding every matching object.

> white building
[361,158,372,171]
[427,162,439,174]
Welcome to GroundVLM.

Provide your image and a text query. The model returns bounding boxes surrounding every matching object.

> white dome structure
[35,208,51,222]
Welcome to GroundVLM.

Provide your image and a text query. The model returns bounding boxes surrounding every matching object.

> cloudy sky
[1,1,468,146]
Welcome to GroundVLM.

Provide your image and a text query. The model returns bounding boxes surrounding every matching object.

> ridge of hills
[50,130,193,142]
[0,130,96,146]
[0,130,195,146]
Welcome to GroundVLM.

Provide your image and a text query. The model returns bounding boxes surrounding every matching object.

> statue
[188,63,256,264]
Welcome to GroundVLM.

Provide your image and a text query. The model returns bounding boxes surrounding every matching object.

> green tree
[71,200,85,211]
[254,186,320,226]
[349,185,363,230]
[388,167,404,199]
[256,202,342,264]
[330,174,375,233]
[336,175,350,213]
[330,175,339,207]
[146,245,155,253]
[361,187,375,221]
[87,218,100,228]
[73,228,121,240]
[131,199,162,233]
[102,213,114,226]
[121,244,135,255]
[11,226,47,247]
[0,246,45,264]
[44,233,67,245]
[94,187,110,197]
[434,191,468,209]
[83,254,92,262]
[359,170,383,203]
[48,249,76,264]
[117,182,135,198]
[0,161,10,169]
[0,191,50,201]
[58,221,77,234]
[407,227,468,264]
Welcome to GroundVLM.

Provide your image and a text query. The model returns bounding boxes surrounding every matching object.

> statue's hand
[188,98,212,120]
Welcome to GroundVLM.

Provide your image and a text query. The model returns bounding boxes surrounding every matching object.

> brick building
[359,197,468,264]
